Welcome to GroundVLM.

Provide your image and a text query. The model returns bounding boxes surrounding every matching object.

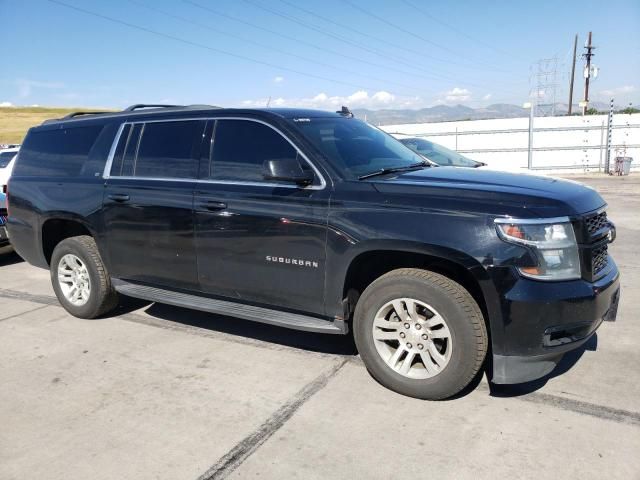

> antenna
[336,106,353,117]
[266,96,272,108]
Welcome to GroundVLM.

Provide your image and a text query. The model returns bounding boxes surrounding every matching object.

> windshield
[0,151,17,168]
[401,138,479,167]
[289,117,424,178]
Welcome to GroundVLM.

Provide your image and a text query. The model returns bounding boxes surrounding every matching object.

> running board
[112,279,346,335]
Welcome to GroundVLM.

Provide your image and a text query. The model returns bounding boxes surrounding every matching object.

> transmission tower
[531,57,560,116]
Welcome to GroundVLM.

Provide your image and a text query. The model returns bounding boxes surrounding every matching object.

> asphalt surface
[1,175,639,480]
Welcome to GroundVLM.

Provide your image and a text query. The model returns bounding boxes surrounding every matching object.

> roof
[40,105,347,127]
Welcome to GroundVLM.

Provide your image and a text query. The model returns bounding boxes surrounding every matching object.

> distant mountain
[352,102,617,125]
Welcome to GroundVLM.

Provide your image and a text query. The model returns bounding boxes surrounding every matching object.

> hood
[370,167,605,218]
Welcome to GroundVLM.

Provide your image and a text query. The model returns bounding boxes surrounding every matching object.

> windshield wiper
[358,161,430,180]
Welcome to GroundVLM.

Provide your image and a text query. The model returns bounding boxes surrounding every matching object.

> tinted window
[0,151,17,168]
[14,125,104,177]
[134,120,204,179]
[109,124,131,176]
[82,123,120,177]
[121,124,142,177]
[289,117,422,178]
[211,120,300,182]
[401,138,479,167]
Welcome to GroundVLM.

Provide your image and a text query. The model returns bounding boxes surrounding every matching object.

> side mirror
[262,158,314,186]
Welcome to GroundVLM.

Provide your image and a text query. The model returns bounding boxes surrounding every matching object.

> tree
[619,107,640,114]
[585,107,600,115]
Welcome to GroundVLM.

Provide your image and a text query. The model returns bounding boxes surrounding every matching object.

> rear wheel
[353,268,488,400]
[50,235,118,318]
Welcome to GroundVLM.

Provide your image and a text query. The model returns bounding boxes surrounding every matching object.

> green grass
[0,107,115,144]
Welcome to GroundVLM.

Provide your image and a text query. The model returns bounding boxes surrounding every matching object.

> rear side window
[134,120,204,179]
[109,120,204,179]
[14,125,104,177]
[210,120,300,182]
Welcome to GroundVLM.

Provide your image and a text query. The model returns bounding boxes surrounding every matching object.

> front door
[194,118,330,315]
[102,119,206,290]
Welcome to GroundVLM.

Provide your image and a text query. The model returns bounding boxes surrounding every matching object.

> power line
[278,0,439,59]
[399,0,525,63]
[45,0,390,93]
[342,0,506,72]
[234,0,523,95]
[126,0,424,93]
[276,0,525,85]
[46,0,526,107]
[183,0,483,86]
[245,0,465,70]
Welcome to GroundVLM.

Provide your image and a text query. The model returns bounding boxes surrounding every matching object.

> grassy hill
[0,107,113,144]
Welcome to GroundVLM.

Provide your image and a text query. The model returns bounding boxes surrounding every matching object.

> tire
[50,235,118,319]
[353,268,488,400]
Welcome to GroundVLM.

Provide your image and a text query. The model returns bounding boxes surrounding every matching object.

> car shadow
[0,250,24,267]
[487,333,598,398]
[109,295,599,397]
[114,295,358,356]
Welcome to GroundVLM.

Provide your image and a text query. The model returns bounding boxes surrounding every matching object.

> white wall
[381,113,640,174]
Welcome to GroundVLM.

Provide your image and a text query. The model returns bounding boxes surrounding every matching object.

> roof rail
[185,104,223,109]
[61,111,113,120]
[123,104,182,111]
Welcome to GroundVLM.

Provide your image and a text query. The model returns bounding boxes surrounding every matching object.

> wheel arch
[333,241,503,345]
[41,214,98,266]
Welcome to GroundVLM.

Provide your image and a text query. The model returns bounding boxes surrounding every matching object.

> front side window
[210,119,310,183]
[288,117,423,179]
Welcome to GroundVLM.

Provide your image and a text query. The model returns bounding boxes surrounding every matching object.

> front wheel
[353,268,488,400]
[50,235,118,319]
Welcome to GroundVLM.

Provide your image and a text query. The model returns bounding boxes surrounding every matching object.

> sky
[1,0,639,111]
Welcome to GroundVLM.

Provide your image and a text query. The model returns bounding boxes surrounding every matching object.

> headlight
[495,218,581,281]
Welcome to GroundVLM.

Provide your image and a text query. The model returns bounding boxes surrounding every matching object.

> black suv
[6,105,620,399]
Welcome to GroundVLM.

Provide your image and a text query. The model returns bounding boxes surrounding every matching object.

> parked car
[0,192,11,254]
[398,137,485,168]
[7,105,620,399]
[0,146,19,189]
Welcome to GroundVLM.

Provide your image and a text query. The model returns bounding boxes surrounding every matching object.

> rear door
[194,118,330,315]
[102,119,205,290]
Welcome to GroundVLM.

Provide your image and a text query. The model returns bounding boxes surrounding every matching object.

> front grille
[585,211,608,234]
[592,244,608,274]
[0,214,6,226]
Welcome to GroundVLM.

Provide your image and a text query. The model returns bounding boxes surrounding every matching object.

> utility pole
[582,31,595,115]
[568,34,578,115]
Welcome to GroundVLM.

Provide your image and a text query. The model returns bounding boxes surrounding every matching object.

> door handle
[202,201,227,211]
[108,193,130,203]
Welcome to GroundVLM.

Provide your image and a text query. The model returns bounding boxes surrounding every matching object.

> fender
[324,238,506,352]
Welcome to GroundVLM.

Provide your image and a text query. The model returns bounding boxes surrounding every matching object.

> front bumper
[489,258,620,384]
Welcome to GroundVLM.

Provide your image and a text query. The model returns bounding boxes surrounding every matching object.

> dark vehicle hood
[370,167,605,218]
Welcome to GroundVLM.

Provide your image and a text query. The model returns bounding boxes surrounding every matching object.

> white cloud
[16,79,65,98]
[443,87,471,103]
[0,101,14,107]
[599,85,636,97]
[240,90,406,110]
[482,93,492,101]
[273,76,285,84]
